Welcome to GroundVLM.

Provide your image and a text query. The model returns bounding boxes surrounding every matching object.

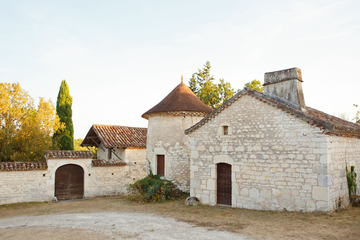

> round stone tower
[142,78,213,192]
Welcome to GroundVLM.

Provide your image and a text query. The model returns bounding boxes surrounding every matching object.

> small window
[108,148,112,160]
[157,155,165,176]
[223,126,228,135]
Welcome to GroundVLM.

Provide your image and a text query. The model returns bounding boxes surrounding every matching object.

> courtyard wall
[0,149,146,205]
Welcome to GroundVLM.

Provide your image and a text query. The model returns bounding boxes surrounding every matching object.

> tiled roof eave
[185,88,360,138]
[0,162,48,171]
[84,125,147,148]
[92,159,126,167]
[142,110,210,119]
[45,150,94,159]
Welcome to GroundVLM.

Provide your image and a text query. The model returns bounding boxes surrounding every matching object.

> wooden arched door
[55,164,84,200]
[217,163,232,205]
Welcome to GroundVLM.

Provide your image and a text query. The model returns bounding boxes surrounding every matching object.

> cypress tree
[53,80,74,150]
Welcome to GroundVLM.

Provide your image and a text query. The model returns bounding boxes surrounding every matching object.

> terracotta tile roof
[0,162,47,171]
[142,82,214,119]
[45,150,94,159]
[92,159,126,167]
[81,125,147,148]
[185,88,360,138]
[307,107,360,137]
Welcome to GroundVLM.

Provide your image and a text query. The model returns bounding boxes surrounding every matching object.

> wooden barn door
[55,164,84,200]
[217,163,232,205]
[157,155,165,176]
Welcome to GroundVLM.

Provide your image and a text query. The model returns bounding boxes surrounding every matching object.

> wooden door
[217,163,232,205]
[157,155,165,176]
[55,164,84,200]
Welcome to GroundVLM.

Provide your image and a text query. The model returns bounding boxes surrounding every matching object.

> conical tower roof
[142,81,213,119]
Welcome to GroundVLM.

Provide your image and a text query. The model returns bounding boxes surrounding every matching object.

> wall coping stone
[92,159,126,167]
[0,162,47,171]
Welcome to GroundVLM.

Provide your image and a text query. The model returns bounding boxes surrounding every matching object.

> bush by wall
[127,172,182,203]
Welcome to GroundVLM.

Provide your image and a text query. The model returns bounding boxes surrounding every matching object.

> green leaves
[188,61,236,109]
[346,164,357,202]
[53,80,74,150]
[0,83,63,162]
[244,79,264,92]
[127,174,179,202]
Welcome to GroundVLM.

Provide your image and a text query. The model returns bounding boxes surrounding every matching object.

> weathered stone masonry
[0,150,146,205]
[142,81,213,192]
[185,67,360,212]
[187,94,360,212]
[145,112,206,192]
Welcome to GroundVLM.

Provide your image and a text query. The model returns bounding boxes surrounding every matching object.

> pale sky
[1,0,359,138]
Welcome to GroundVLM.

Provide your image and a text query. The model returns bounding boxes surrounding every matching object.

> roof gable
[185,88,360,138]
[81,125,147,148]
[142,82,213,119]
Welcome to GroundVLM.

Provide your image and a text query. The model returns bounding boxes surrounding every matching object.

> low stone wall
[0,166,51,205]
[0,153,146,205]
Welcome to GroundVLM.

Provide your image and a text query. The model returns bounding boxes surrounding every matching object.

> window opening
[108,148,112,160]
[223,126,228,135]
[157,155,165,176]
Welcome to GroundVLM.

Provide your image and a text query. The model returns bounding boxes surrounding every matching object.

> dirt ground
[0,196,359,240]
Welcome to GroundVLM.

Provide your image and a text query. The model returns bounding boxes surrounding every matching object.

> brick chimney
[263,67,306,112]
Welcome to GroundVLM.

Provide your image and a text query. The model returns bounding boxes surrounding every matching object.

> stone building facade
[0,150,146,205]
[142,80,213,192]
[185,68,360,211]
[0,125,148,205]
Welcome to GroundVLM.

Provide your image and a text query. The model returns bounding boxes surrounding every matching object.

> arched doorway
[217,163,232,205]
[55,164,84,200]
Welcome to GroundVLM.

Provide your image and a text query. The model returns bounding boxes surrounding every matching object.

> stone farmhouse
[144,67,360,212]
[0,125,147,205]
[1,67,359,212]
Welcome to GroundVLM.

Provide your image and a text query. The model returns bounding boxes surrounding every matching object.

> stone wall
[0,149,146,205]
[146,112,205,192]
[97,142,125,161]
[0,169,52,205]
[87,148,147,197]
[187,94,354,211]
[326,136,360,210]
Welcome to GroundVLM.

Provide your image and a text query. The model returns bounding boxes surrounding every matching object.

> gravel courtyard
[0,211,249,240]
[0,197,359,239]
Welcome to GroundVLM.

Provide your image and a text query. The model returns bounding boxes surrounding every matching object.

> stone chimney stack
[263,67,306,112]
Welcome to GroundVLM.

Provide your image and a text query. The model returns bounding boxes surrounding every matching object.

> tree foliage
[245,79,264,92]
[53,80,74,150]
[74,138,97,157]
[188,61,236,109]
[354,104,360,124]
[0,83,63,162]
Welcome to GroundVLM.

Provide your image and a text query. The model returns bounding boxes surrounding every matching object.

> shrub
[346,164,357,203]
[127,172,182,203]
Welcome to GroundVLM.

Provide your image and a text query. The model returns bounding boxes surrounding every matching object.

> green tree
[0,83,63,162]
[53,80,74,150]
[188,61,236,109]
[245,79,264,92]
